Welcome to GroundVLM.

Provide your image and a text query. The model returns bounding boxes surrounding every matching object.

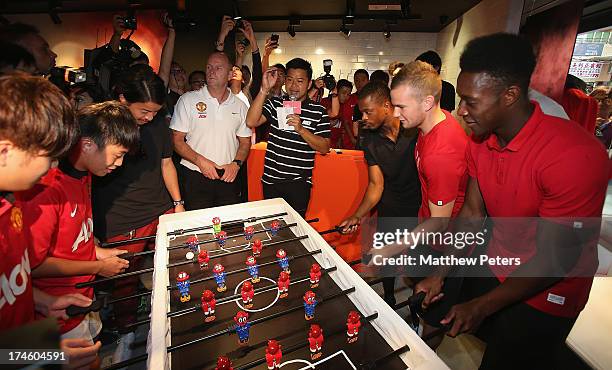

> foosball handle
[65,299,104,317]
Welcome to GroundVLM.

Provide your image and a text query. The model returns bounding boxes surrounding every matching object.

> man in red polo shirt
[416,33,609,369]
[0,74,101,368]
[375,60,468,258]
[19,101,138,342]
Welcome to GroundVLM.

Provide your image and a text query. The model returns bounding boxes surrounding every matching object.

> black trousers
[180,165,240,211]
[424,269,577,370]
[263,180,311,217]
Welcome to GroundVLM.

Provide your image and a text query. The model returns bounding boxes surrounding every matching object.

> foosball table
[116,198,449,369]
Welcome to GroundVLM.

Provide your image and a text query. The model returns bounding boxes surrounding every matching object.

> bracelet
[173,200,185,206]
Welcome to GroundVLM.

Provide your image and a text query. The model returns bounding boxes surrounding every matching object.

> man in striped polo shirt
[247,58,330,216]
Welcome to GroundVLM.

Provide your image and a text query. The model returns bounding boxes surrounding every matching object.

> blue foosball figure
[303,290,317,320]
[177,271,191,302]
[246,255,260,283]
[234,311,251,345]
[213,263,227,292]
[276,249,291,274]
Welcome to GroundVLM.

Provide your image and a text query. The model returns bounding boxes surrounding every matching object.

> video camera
[49,66,87,85]
[120,9,137,31]
[322,59,336,91]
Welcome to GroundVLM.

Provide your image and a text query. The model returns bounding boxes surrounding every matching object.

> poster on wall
[569,61,604,78]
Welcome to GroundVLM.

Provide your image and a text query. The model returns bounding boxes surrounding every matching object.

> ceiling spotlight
[383,30,391,39]
[287,25,296,38]
[340,24,351,37]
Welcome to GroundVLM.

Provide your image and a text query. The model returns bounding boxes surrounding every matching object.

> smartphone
[270,33,279,48]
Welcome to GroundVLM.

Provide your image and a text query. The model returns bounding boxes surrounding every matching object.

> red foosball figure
[346,310,361,343]
[252,238,263,257]
[265,339,283,369]
[308,324,324,360]
[241,281,255,309]
[277,271,290,298]
[309,263,321,288]
[244,225,255,240]
[198,249,209,270]
[201,289,216,323]
[215,356,233,370]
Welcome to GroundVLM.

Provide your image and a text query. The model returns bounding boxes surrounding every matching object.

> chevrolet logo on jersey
[72,217,94,252]
[0,248,31,309]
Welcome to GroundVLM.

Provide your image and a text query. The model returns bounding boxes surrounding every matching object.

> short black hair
[114,64,166,105]
[188,70,205,83]
[286,58,313,80]
[0,42,35,73]
[358,81,391,104]
[460,33,536,93]
[273,63,286,74]
[78,101,140,152]
[336,79,353,91]
[370,70,389,86]
[354,69,369,79]
[416,50,442,72]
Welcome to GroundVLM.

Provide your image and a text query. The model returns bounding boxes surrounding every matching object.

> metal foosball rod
[357,344,411,370]
[117,217,320,259]
[167,235,310,269]
[98,213,292,248]
[169,266,338,319]
[124,266,338,328]
[167,249,323,290]
[77,222,328,288]
[103,287,356,370]
[167,222,298,251]
[234,311,380,370]
[167,212,290,237]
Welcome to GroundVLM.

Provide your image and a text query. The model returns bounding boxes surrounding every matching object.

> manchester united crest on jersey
[196,102,207,118]
[10,206,22,233]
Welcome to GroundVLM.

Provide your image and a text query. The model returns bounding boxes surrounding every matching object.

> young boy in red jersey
[19,101,139,343]
[0,73,101,368]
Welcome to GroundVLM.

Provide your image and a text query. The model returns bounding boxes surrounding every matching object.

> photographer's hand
[110,14,127,53]
[239,20,258,53]
[216,15,235,51]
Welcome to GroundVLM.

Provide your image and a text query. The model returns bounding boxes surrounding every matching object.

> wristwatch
[233,159,243,167]
[173,199,185,207]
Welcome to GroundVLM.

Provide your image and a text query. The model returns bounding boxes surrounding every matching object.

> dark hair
[354,69,369,79]
[370,70,389,86]
[0,42,35,73]
[273,63,286,74]
[241,64,251,75]
[565,74,587,92]
[416,50,442,72]
[78,101,140,152]
[0,23,40,44]
[336,79,353,91]
[460,33,536,94]
[0,73,78,158]
[188,70,205,83]
[286,58,313,81]
[114,64,166,105]
[358,81,391,104]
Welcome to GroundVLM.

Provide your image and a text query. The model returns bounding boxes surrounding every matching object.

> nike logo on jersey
[70,205,78,218]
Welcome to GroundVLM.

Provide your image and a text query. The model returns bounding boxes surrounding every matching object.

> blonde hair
[391,60,442,103]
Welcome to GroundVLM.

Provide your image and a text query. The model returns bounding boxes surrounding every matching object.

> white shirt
[170,86,252,172]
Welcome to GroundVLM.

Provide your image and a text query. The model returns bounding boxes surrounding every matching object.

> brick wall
[242,31,437,83]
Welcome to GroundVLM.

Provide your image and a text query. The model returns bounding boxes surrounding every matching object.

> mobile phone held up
[271,33,279,48]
